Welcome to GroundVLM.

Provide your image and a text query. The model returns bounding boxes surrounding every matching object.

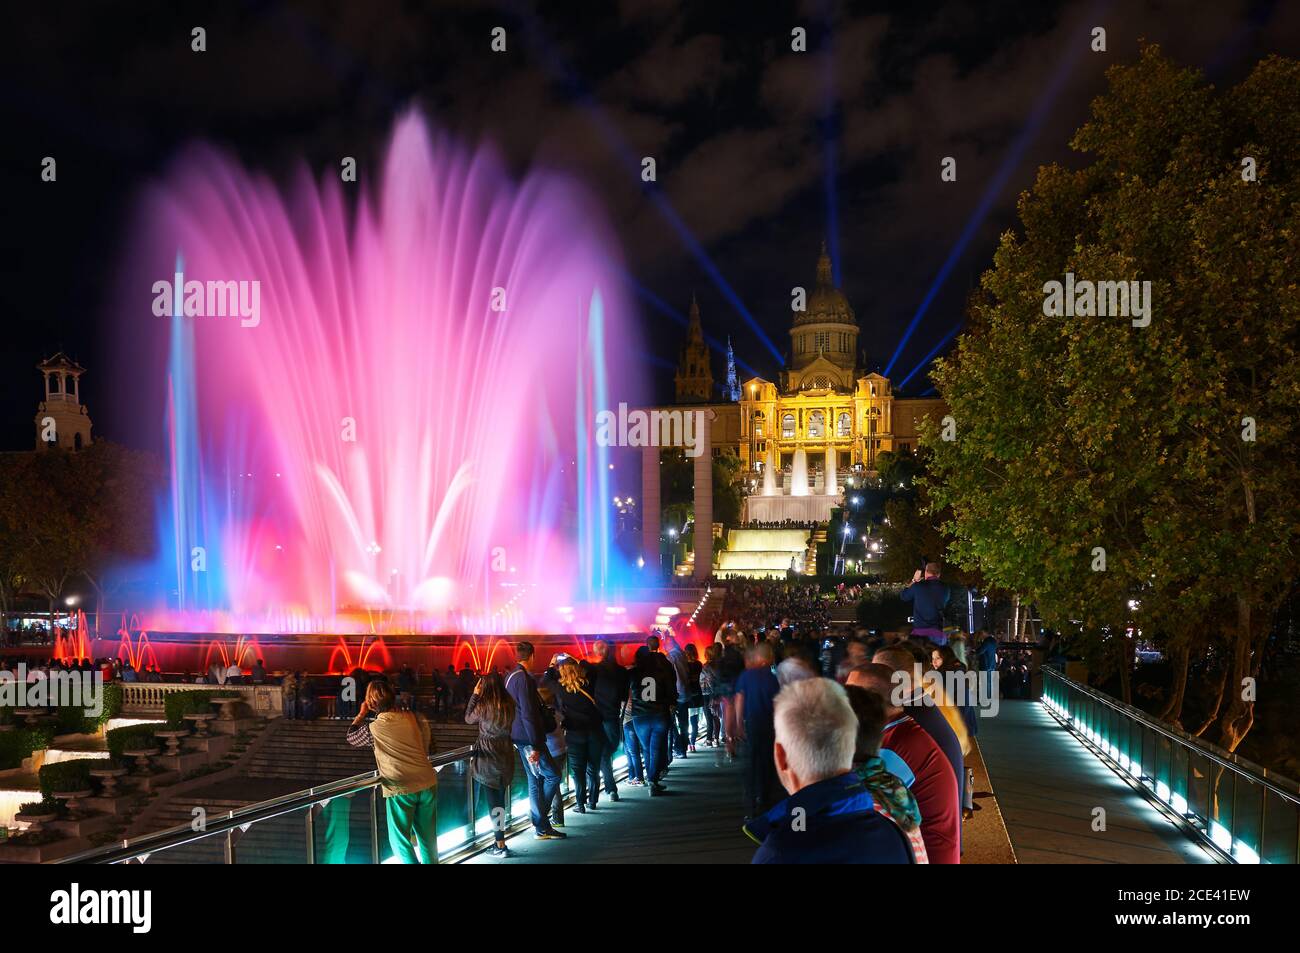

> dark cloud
[0,0,1296,445]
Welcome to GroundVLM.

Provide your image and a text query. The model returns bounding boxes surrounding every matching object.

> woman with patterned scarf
[845,684,930,863]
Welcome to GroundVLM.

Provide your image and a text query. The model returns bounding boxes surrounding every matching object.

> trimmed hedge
[854,591,913,630]
[164,690,229,727]
[0,725,56,771]
[106,723,164,763]
[38,758,94,797]
[93,682,124,729]
[18,797,60,817]
[3,681,124,739]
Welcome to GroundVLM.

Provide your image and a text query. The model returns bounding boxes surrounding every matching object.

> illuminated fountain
[52,610,92,664]
[791,448,810,496]
[105,111,657,671]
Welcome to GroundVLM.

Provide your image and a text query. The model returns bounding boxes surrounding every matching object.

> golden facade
[667,244,946,474]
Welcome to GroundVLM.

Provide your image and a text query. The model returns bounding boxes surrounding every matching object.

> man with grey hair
[743,677,912,864]
[776,655,815,686]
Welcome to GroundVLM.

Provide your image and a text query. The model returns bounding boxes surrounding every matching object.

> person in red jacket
[848,663,961,863]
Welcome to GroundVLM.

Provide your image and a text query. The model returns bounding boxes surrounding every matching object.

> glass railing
[1041,667,1300,864]
[57,743,625,865]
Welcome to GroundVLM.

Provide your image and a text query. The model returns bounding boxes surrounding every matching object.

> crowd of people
[345,561,1003,864]
[6,564,1002,864]
[720,578,832,633]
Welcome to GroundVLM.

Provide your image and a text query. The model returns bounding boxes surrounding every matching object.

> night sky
[1,0,1295,450]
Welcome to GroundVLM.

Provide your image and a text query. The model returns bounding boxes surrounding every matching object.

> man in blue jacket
[744,677,911,864]
[900,562,950,644]
[506,641,566,840]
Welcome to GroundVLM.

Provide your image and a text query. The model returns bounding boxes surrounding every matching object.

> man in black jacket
[630,635,677,795]
[506,641,566,839]
[587,640,627,802]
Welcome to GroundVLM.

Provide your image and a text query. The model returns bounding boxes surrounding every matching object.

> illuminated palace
[672,243,947,523]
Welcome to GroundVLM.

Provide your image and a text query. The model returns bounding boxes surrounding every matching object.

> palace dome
[793,242,856,327]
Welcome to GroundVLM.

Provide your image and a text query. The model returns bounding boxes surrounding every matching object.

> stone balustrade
[118,682,283,718]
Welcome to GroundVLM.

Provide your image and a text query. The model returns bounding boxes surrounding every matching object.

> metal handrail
[55,745,476,865]
[1043,667,1300,804]
[1042,667,1300,863]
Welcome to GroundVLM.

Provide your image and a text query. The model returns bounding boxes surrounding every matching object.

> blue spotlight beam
[820,1,842,287]
[509,4,784,366]
[882,1,1111,378]
[897,323,962,391]
[620,273,761,380]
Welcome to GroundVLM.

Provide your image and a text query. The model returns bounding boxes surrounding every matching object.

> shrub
[0,725,56,771]
[38,759,94,797]
[855,591,912,630]
[32,682,124,737]
[18,798,60,816]
[54,704,90,735]
[91,682,124,729]
[106,723,164,763]
[164,690,229,727]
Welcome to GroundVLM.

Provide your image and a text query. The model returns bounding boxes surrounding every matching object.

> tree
[78,442,160,631]
[0,457,34,630]
[875,450,921,491]
[925,47,1300,741]
[660,449,747,529]
[10,450,95,617]
[0,444,159,630]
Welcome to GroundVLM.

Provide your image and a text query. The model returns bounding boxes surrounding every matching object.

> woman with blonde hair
[466,671,516,855]
[550,656,604,813]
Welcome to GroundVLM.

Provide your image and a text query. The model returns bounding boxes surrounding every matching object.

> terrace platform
[977,700,1211,864]
[464,747,756,865]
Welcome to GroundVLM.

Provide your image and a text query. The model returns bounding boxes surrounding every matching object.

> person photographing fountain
[900,562,950,646]
[346,680,440,863]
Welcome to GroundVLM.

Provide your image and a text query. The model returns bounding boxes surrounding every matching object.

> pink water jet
[119,111,644,631]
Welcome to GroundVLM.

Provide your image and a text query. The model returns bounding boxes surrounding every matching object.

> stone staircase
[132,716,480,863]
[244,717,477,784]
[808,526,828,573]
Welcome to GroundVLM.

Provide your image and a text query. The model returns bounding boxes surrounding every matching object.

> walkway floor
[978,700,1212,864]
[963,738,1017,863]
[464,746,756,865]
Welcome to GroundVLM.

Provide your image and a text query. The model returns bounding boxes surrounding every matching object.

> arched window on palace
[837,412,851,437]
[809,411,825,438]
[782,413,796,439]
